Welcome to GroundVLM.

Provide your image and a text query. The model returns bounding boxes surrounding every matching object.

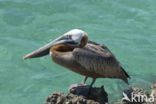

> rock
[45,84,108,104]
[45,83,156,104]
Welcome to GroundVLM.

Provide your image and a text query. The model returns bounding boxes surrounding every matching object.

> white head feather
[64,29,87,44]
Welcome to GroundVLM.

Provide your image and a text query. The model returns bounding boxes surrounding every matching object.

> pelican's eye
[66,35,72,39]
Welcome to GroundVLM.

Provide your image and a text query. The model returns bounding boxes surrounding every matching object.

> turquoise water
[0,0,156,103]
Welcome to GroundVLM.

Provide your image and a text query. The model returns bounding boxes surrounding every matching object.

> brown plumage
[24,29,130,86]
[51,41,130,85]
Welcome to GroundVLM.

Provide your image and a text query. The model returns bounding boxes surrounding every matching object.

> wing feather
[73,41,129,80]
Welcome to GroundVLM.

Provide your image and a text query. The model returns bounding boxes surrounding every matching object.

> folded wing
[73,41,130,83]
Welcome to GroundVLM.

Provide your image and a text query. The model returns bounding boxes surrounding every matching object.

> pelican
[23,29,130,86]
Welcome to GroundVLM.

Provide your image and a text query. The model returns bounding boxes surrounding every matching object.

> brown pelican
[23,29,130,86]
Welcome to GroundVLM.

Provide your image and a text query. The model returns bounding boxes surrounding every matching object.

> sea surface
[0,0,156,103]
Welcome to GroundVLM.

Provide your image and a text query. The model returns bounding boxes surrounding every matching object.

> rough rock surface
[45,83,156,104]
[45,84,108,104]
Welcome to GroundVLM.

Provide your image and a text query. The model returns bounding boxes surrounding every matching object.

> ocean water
[0,0,156,103]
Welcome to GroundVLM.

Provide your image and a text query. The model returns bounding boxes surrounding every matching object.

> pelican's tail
[121,67,130,84]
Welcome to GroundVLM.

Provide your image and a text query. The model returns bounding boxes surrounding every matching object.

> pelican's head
[63,29,88,46]
[23,29,88,59]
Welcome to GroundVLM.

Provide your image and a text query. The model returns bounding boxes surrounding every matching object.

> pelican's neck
[79,34,88,48]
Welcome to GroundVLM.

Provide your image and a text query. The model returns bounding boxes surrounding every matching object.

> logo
[122,92,131,102]
[122,92,155,103]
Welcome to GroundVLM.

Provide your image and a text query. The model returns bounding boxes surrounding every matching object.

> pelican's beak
[23,35,77,60]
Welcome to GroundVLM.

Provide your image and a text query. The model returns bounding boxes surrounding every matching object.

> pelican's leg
[80,76,88,84]
[90,78,96,87]
[83,76,88,84]
[87,78,96,96]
